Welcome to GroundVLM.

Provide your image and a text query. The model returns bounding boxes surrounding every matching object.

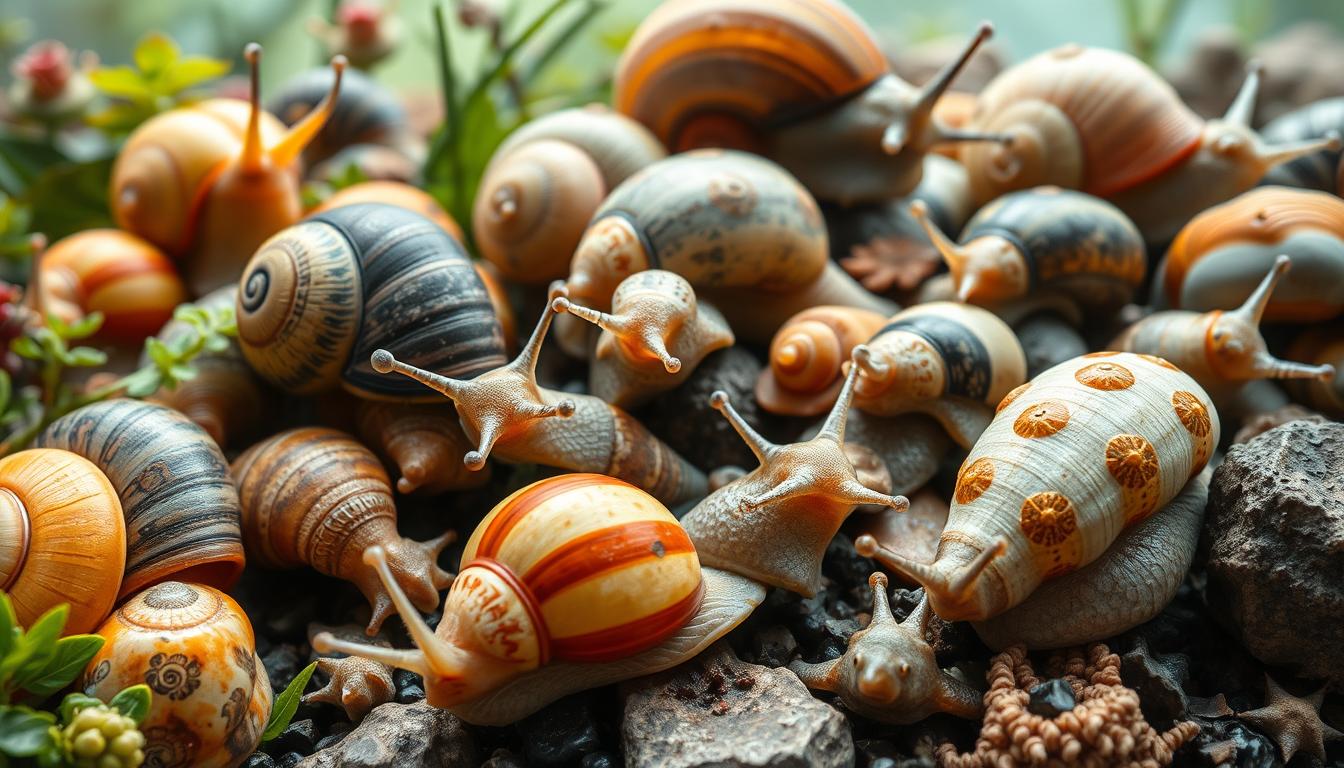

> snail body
[475,105,666,283]
[313,474,766,724]
[1285,324,1344,417]
[235,202,507,400]
[756,306,887,417]
[112,47,346,296]
[0,449,125,634]
[353,401,492,495]
[615,1,1005,204]
[851,302,1027,449]
[554,270,734,409]
[1259,97,1344,193]
[83,582,272,768]
[1159,186,1344,322]
[231,427,455,634]
[858,352,1220,627]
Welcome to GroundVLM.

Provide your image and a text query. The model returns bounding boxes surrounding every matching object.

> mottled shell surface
[948,352,1218,608]
[615,0,887,151]
[0,449,125,635]
[457,473,703,666]
[1259,98,1344,192]
[486,105,666,192]
[267,66,409,166]
[83,582,271,768]
[35,401,245,599]
[236,203,507,400]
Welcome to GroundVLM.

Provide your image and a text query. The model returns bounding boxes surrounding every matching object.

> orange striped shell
[40,229,187,344]
[614,0,888,152]
[456,473,702,668]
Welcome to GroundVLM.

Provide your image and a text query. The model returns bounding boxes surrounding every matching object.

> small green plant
[261,661,318,743]
[86,33,230,135]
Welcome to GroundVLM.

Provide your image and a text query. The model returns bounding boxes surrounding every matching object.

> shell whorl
[756,306,887,416]
[114,580,235,632]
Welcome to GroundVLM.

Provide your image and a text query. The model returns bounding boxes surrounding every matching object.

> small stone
[1231,404,1326,444]
[277,753,304,768]
[580,751,619,768]
[1189,717,1277,768]
[266,719,318,756]
[1121,636,1191,723]
[1015,313,1087,379]
[296,701,475,768]
[393,668,425,704]
[263,644,303,692]
[480,748,526,768]
[244,754,277,768]
[1028,679,1077,717]
[749,625,797,668]
[516,693,603,767]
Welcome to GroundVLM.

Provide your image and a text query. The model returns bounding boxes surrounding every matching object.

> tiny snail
[112,45,346,296]
[1158,186,1344,322]
[857,352,1220,636]
[0,449,124,634]
[231,427,456,634]
[312,180,463,242]
[310,0,402,70]
[1285,323,1344,417]
[960,50,1341,242]
[850,302,1028,449]
[353,400,492,495]
[368,299,708,506]
[615,0,1007,204]
[83,582,272,768]
[790,573,982,723]
[474,104,666,284]
[1113,256,1335,395]
[313,474,768,725]
[235,203,507,400]
[910,187,1146,319]
[35,400,245,599]
[680,354,910,596]
[756,306,887,417]
[553,270,735,409]
[305,656,394,723]
[1259,97,1344,193]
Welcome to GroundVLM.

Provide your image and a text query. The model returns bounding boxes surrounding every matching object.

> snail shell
[35,400,245,599]
[313,180,463,242]
[353,401,492,495]
[1285,323,1344,417]
[236,202,507,400]
[83,582,272,768]
[0,449,125,634]
[1259,97,1344,192]
[755,306,887,416]
[267,64,419,172]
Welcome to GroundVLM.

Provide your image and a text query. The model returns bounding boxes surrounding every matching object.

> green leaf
[85,102,156,134]
[18,635,104,698]
[23,157,114,242]
[261,661,317,742]
[163,57,230,93]
[63,312,104,340]
[133,33,179,79]
[9,336,40,361]
[108,684,151,724]
[58,692,103,723]
[62,347,107,368]
[144,337,174,369]
[0,594,15,660]
[88,67,154,101]
[0,706,55,757]
[5,605,66,689]
[0,371,10,415]
[0,134,70,198]
[167,364,197,383]
[121,369,162,398]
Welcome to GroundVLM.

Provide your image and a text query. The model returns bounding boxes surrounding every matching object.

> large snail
[614,0,1006,204]
[353,401,492,495]
[0,449,124,635]
[475,104,666,283]
[1157,186,1344,322]
[755,306,887,417]
[312,181,463,242]
[313,473,767,723]
[1259,97,1344,193]
[960,49,1340,243]
[111,45,346,296]
[231,427,455,634]
[851,302,1027,449]
[83,582,272,768]
[1285,323,1344,417]
[368,298,708,506]
[235,202,507,400]
[35,400,245,599]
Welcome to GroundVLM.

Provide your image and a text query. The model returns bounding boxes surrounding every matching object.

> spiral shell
[755,306,886,416]
[236,203,507,400]
[1259,97,1344,192]
[83,582,271,768]
[267,65,415,169]
[314,181,463,242]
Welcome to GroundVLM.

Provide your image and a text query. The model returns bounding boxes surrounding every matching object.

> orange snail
[755,306,887,417]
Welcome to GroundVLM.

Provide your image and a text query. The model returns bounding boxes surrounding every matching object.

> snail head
[856,534,1007,622]
[843,573,933,707]
[1207,254,1335,382]
[909,200,1027,304]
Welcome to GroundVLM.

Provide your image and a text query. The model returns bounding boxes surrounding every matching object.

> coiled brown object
[353,401,491,495]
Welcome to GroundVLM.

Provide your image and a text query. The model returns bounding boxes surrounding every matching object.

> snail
[790,573,982,723]
[614,1,1007,204]
[231,427,456,634]
[0,449,125,635]
[35,400,245,599]
[1285,324,1344,417]
[562,149,895,347]
[111,45,346,297]
[83,582,272,768]
[235,202,508,400]
[474,104,666,284]
[909,188,1146,319]
[1259,97,1344,193]
[856,352,1220,635]
[960,49,1341,243]
[1113,256,1335,396]
[36,229,187,344]
[353,400,492,495]
[313,473,768,723]
[755,306,887,417]
[312,180,463,242]
[305,656,394,723]
[1157,186,1344,322]
[850,302,1028,449]
[367,298,708,506]
[680,352,910,596]
[552,270,734,409]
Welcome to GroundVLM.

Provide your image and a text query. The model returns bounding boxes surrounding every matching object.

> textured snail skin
[305,656,394,723]
[353,401,492,495]
[801,411,953,498]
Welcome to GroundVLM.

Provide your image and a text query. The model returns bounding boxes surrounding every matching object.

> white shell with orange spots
[949,351,1219,609]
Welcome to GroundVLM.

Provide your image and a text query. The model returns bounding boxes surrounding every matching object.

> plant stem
[428,0,464,212]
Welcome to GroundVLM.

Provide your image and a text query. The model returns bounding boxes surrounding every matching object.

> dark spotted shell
[236,203,507,401]
[1259,98,1344,192]
[266,67,411,167]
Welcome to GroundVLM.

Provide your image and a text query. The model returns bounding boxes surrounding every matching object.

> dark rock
[621,642,853,767]
[1203,420,1344,685]
[263,644,303,692]
[277,753,304,768]
[1027,679,1077,717]
[296,701,476,768]
[1231,403,1327,445]
[823,533,877,597]
[1121,637,1191,723]
[480,748,526,768]
[749,625,798,668]
[244,754,277,768]
[265,719,318,756]
[516,693,603,767]
[1015,313,1087,379]
[1189,717,1278,768]
[580,751,619,768]
[393,668,425,704]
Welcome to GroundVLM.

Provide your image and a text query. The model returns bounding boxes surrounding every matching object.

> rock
[277,753,304,768]
[244,754,277,768]
[516,692,604,767]
[265,719,318,756]
[1015,313,1088,379]
[392,668,425,704]
[1121,637,1191,723]
[480,749,527,768]
[1203,420,1344,685]
[749,625,798,668]
[1027,679,1076,718]
[621,643,853,768]
[297,702,475,768]
[262,644,303,692]
[1231,403,1326,445]
[580,752,619,768]
[1188,717,1278,768]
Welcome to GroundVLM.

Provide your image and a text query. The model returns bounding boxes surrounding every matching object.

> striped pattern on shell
[267,67,410,166]
[948,352,1218,606]
[236,203,507,400]
[614,0,888,151]
[1259,98,1344,192]
[456,473,702,666]
[35,400,244,599]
